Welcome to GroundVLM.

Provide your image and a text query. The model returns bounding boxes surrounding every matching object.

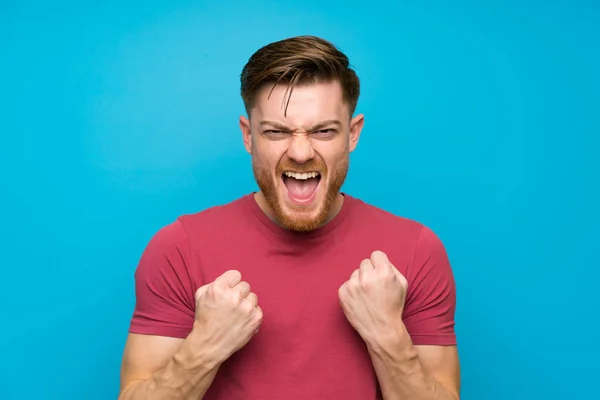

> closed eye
[262,130,291,140]
[261,128,338,140]
[311,129,337,140]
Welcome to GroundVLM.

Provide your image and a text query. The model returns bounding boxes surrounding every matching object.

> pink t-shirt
[129,193,456,399]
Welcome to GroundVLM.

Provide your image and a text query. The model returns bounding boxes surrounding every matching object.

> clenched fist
[191,270,263,363]
[338,251,408,346]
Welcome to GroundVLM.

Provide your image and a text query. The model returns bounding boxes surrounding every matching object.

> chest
[193,234,412,323]
[199,244,380,399]
[192,228,408,399]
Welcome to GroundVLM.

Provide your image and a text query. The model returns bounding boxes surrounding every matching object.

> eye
[263,130,290,140]
[311,129,337,140]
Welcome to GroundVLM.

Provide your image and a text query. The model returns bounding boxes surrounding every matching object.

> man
[119,35,460,399]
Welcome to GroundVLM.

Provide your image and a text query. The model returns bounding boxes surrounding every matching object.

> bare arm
[367,323,460,400]
[338,250,459,400]
[120,270,262,399]
[118,331,222,400]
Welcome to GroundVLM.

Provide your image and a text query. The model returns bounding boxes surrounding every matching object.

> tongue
[285,177,319,200]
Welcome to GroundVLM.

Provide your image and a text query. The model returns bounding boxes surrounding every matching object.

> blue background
[1,1,598,399]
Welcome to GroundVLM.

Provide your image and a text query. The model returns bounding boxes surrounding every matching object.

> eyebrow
[260,119,342,131]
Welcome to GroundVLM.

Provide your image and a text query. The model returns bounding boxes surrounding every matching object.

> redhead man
[119,35,460,400]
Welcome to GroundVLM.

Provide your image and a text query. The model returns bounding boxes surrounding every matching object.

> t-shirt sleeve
[402,225,457,346]
[128,219,197,339]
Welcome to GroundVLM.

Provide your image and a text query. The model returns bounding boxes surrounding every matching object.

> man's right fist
[191,270,263,363]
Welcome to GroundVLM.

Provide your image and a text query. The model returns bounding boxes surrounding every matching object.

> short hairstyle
[240,35,360,118]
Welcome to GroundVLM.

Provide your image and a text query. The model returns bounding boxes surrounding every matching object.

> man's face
[240,80,364,232]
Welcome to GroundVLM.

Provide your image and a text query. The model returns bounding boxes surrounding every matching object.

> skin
[118,79,460,399]
[239,80,364,232]
[119,270,262,399]
[339,251,460,400]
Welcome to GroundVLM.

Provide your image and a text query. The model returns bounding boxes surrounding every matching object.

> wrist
[366,319,414,361]
[173,324,224,372]
[367,327,423,380]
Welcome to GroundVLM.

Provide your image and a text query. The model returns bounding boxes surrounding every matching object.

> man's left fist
[338,250,408,345]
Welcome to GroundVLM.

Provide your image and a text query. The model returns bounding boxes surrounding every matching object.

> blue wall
[1,1,598,399]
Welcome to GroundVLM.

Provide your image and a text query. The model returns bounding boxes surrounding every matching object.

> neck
[253,191,344,229]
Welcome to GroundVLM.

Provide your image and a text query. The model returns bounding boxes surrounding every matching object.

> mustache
[276,160,325,174]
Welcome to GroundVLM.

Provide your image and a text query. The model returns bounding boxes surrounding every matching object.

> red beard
[253,155,349,232]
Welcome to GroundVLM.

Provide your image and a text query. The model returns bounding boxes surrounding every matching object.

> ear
[240,115,252,154]
[348,114,364,153]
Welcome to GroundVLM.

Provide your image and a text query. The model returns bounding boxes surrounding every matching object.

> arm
[118,332,221,400]
[119,221,217,399]
[366,326,460,400]
[339,226,459,399]
[366,225,460,399]
[120,221,262,399]
[120,271,262,400]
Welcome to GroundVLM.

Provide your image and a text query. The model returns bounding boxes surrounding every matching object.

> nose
[286,134,315,164]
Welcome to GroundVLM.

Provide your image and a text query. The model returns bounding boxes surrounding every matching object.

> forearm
[367,325,458,400]
[119,336,221,400]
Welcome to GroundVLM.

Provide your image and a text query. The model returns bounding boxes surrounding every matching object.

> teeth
[284,171,320,180]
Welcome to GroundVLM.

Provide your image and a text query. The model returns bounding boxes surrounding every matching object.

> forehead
[251,80,349,126]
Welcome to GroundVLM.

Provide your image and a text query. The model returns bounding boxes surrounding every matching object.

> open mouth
[282,171,322,203]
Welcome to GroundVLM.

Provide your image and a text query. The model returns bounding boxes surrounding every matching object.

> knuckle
[240,298,254,313]
[194,290,204,303]
[399,276,408,289]
[225,289,243,305]
[249,293,258,305]
[234,290,245,303]
[254,307,264,322]
[350,278,362,289]
[212,284,224,296]
[359,280,371,291]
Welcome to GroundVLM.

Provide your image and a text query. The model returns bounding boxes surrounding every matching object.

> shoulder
[140,194,252,261]
[175,194,252,235]
[345,194,429,240]
[344,194,449,267]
